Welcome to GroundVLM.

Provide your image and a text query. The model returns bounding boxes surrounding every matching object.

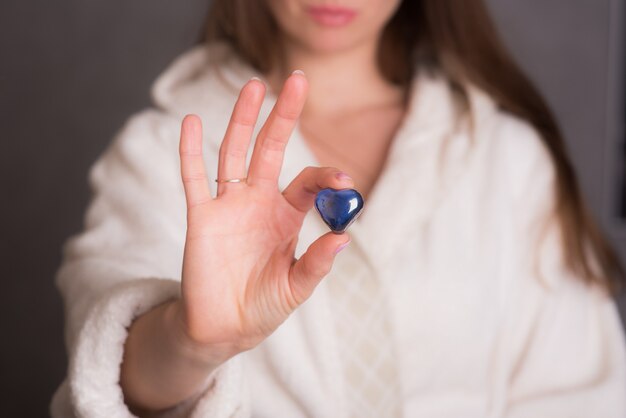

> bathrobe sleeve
[495,117,626,417]
[50,110,248,418]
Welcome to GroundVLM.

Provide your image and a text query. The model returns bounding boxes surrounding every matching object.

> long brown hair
[203,0,624,293]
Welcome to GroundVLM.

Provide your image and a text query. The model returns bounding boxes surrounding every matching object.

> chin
[289,25,373,55]
[300,37,363,55]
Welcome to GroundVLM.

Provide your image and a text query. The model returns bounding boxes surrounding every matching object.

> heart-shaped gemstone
[314,188,364,233]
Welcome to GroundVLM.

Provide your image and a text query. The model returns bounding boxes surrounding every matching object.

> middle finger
[216,78,266,196]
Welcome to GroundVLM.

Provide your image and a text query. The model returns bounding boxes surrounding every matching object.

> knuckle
[231,115,256,128]
[318,262,332,278]
[180,150,202,157]
[276,107,300,121]
[303,255,327,280]
[285,277,303,310]
[182,173,206,184]
[221,144,247,159]
[261,134,287,152]
[186,197,212,210]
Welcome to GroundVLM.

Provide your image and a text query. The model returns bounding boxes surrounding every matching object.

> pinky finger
[179,115,212,208]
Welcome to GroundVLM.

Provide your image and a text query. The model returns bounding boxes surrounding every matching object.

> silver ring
[215,177,247,184]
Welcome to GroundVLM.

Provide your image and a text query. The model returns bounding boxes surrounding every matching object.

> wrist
[164,299,240,368]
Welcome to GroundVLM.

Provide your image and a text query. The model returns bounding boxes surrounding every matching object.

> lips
[306,5,358,27]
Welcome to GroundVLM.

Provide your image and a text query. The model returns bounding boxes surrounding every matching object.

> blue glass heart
[314,188,364,234]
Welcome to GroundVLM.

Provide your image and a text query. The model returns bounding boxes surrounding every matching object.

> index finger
[247,71,308,187]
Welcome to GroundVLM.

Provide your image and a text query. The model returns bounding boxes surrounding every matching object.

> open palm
[177,73,352,357]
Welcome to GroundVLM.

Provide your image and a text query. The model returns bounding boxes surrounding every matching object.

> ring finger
[216,78,266,196]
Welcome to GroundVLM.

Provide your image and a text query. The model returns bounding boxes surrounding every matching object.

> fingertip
[246,77,267,98]
[337,231,351,244]
[183,113,200,125]
[182,114,202,135]
[334,238,351,255]
[180,114,203,154]
[333,171,355,189]
[321,231,351,254]
[288,70,309,94]
[322,168,354,190]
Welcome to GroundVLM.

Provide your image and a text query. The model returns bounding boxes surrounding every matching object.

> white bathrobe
[51,43,626,418]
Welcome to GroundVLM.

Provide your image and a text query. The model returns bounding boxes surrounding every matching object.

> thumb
[288,232,351,306]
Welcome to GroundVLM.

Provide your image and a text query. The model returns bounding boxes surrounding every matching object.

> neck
[267,38,404,117]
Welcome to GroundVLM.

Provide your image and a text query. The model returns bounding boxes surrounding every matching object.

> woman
[51,0,626,417]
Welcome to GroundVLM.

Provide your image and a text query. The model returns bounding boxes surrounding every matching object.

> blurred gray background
[1,0,624,416]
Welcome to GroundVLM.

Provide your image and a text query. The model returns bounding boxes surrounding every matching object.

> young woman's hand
[121,73,352,412]
[177,73,352,358]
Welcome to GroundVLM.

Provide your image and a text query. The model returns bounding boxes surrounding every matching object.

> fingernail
[335,172,352,182]
[334,240,350,254]
[250,76,263,83]
[292,69,305,76]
